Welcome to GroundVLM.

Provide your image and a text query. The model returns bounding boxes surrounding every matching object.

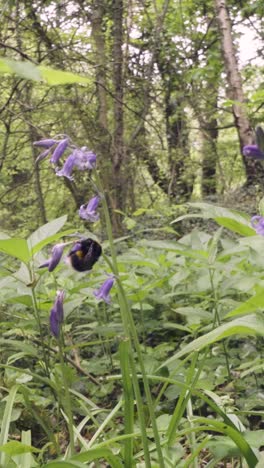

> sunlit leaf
[39,66,91,85]
[0,238,30,263]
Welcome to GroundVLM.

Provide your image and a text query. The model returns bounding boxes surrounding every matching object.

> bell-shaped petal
[79,196,100,222]
[75,150,97,170]
[251,216,264,235]
[243,145,264,160]
[94,277,115,304]
[56,153,76,180]
[39,243,66,272]
[50,138,69,164]
[50,290,65,338]
[33,139,57,148]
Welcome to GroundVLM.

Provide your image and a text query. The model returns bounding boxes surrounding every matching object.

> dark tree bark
[111,0,125,233]
[215,0,264,185]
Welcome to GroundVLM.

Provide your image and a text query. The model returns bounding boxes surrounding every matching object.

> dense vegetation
[1,0,264,467]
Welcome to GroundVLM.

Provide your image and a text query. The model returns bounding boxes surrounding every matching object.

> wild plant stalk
[58,331,75,456]
[95,171,165,468]
[208,267,231,381]
[30,282,50,377]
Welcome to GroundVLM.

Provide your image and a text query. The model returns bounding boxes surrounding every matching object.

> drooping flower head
[243,145,264,160]
[39,243,66,272]
[94,277,115,304]
[33,137,97,180]
[50,138,69,164]
[251,216,264,236]
[75,149,97,170]
[55,153,76,180]
[33,139,58,149]
[79,196,100,222]
[50,290,65,338]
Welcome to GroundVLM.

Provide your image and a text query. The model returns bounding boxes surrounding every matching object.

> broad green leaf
[15,431,38,468]
[194,417,258,467]
[0,440,40,455]
[0,58,42,81]
[161,315,264,366]
[172,202,254,236]
[225,288,264,318]
[0,58,91,86]
[44,462,88,468]
[27,215,67,251]
[32,229,75,255]
[39,66,91,85]
[214,217,255,236]
[0,238,30,263]
[72,447,123,468]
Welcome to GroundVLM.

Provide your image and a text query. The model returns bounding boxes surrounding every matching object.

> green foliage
[1,201,264,466]
[0,58,91,85]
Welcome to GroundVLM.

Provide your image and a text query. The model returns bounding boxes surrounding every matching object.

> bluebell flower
[50,138,69,164]
[251,216,264,235]
[55,153,76,180]
[75,149,97,170]
[243,145,264,160]
[33,139,57,148]
[39,243,66,272]
[94,277,115,304]
[79,196,100,222]
[50,291,65,338]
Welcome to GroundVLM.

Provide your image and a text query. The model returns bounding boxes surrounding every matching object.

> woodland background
[0,0,263,236]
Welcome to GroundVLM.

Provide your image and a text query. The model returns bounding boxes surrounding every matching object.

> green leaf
[225,288,264,318]
[172,202,255,236]
[27,215,67,251]
[0,238,30,263]
[0,58,91,86]
[39,66,91,86]
[194,417,258,467]
[0,58,42,81]
[43,462,88,468]
[0,385,20,467]
[214,217,255,236]
[161,315,264,366]
[0,441,40,456]
[72,447,124,468]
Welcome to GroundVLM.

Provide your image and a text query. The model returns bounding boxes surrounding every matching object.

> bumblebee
[68,238,102,272]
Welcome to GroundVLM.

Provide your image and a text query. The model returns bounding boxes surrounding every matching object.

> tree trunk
[111,0,125,234]
[215,0,264,184]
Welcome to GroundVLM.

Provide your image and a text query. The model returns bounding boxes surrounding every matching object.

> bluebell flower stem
[30,284,50,377]
[209,268,231,381]
[58,333,75,457]
[94,171,165,468]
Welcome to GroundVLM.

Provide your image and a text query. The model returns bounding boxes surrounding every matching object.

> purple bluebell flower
[75,149,97,170]
[33,139,57,148]
[50,290,65,338]
[243,145,264,160]
[55,153,76,180]
[94,277,115,304]
[251,216,264,235]
[39,243,66,272]
[50,138,69,164]
[79,196,100,222]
